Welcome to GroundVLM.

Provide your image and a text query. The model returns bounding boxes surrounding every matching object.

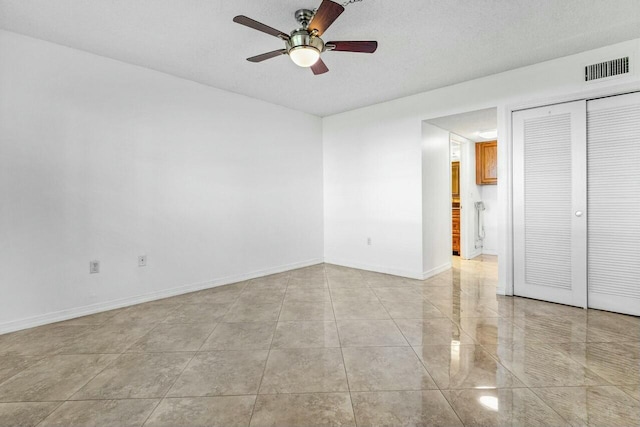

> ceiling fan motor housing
[287,29,325,55]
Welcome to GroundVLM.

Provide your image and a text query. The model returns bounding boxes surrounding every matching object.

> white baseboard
[482,249,498,256]
[463,249,483,260]
[0,258,324,335]
[324,258,424,280]
[422,262,452,280]
[496,287,506,296]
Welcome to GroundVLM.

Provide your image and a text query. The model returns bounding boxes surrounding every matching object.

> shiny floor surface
[1,256,639,426]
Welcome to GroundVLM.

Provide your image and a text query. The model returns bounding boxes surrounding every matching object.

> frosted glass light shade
[289,47,320,67]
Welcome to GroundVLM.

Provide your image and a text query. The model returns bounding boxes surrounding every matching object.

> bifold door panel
[587,92,640,316]
[513,101,587,308]
[513,92,640,315]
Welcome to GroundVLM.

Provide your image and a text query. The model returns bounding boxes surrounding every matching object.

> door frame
[502,81,640,296]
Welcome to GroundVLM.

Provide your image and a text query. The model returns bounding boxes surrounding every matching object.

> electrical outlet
[138,255,147,267]
[367,237,372,246]
[90,260,100,274]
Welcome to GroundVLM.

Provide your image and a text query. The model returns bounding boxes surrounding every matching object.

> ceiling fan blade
[247,49,288,63]
[311,58,329,75]
[326,41,378,53]
[233,15,290,40]
[308,0,344,36]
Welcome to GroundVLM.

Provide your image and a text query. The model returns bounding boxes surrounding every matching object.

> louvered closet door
[587,92,640,316]
[513,101,587,307]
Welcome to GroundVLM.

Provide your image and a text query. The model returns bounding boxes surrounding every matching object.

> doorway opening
[424,107,498,266]
[450,141,461,255]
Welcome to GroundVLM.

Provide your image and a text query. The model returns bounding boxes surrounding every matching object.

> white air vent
[585,57,629,81]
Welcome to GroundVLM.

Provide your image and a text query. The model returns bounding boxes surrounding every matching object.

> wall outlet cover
[90,260,100,274]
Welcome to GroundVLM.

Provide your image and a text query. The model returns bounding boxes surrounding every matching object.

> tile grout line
[326,264,359,427]
[246,270,291,427]
[33,400,67,427]
[376,277,466,427]
[33,310,178,425]
[138,352,196,426]
[139,282,243,426]
[13,384,626,405]
[422,305,535,396]
[0,315,134,403]
[0,323,116,390]
[0,358,45,391]
[406,267,542,398]
[120,312,196,426]
[122,321,168,354]
[472,337,615,392]
[526,385,587,426]
[418,264,483,426]
[59,332,142,404]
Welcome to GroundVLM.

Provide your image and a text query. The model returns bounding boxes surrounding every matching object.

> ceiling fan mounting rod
[295,9,315,29]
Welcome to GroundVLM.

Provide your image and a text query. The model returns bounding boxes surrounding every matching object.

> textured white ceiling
[1,0,639,116]
[428,108,497,142]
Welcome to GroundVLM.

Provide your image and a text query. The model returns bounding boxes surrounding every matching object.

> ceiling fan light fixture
[287,30,324,68]
[289,46,321,67]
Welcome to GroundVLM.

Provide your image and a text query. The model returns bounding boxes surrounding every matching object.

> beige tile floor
[0,255,639,426]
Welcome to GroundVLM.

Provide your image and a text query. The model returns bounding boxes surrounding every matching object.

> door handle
[575,211,584,217]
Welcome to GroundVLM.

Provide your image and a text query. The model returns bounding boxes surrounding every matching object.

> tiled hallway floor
[1,256,639,426]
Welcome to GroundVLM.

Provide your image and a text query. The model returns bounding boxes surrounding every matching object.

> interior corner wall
[421,124,452,277]
[0,30,324,333]
[322,115,424,279]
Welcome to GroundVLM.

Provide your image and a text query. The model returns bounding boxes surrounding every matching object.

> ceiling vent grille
[585,57,629,81]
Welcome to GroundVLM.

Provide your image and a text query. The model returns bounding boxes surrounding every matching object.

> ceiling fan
[233,0,378,75]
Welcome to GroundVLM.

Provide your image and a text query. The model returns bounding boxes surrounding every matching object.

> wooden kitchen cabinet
[451,161,460,198]
[452,208,460,255]
[476,140,497,185]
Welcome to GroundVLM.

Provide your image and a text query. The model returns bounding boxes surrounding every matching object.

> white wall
[421,124,451,277]
[323,38,640,290]
[0,31,324,333]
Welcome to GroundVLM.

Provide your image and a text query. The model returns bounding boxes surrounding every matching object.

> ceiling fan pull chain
[314,0,363,12]
[312,0,363,16]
